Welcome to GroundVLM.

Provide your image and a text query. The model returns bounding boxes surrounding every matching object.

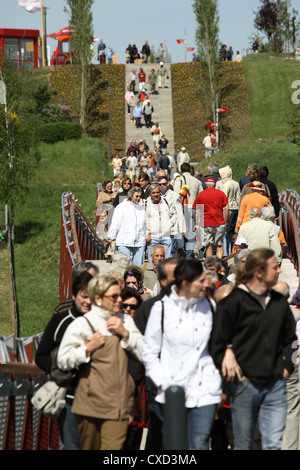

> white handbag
[31,381,67,419]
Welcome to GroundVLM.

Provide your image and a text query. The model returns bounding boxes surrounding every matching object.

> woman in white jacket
[107,186,146,266]
[142,258,222,450]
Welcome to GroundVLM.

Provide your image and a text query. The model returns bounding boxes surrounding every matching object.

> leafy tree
[193,0,220,122]
[254,0,280,43]
[64,0,94,130]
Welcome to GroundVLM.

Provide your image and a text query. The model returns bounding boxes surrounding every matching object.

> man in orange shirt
[235,182,272,233]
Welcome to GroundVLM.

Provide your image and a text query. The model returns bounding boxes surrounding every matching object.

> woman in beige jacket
[57,274,144,450]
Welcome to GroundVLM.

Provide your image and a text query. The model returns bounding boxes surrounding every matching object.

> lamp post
[108,86,112,161]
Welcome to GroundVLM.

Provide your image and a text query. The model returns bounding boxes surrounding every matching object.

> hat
[205,177,216,184]
[235,237,248,246]
[146,99,150,103]
[181,147,186,150]
[160,61,164,65]
[251,181,265,191]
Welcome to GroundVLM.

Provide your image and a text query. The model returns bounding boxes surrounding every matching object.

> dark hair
[165,258,203,295]
[121,286,142,306]
[124,267,143,284]
[157,257,179,283]
[139,172,150,182]
[72,271,93,297]
[258,166,269,178]
[180,162,191,173]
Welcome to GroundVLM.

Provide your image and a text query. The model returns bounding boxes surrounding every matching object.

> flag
[176,39,185,44]
[217,107,229,113]
[186,47,195,51]
[18,0,41,13]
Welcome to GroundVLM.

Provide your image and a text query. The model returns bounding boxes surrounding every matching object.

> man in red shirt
[193,177,229,259]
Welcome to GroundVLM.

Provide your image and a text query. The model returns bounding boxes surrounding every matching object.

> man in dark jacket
[210,248,297,450]
[258,166,280,217]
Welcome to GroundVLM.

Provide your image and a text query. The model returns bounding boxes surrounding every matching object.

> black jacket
[259,176,280,217]
[210,285,296,382]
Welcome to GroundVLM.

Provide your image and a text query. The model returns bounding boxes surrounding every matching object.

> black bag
[50,316,97,388]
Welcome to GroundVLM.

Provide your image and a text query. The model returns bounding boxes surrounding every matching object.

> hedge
[36,122,82,143]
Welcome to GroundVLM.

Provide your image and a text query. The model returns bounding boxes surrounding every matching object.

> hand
[283,368,290,379]
[146,234,151,243]
[106,316,128,339]
[85,330,105,355]
[222,348,245,382]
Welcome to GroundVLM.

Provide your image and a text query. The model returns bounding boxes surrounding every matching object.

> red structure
[0,28,40,71]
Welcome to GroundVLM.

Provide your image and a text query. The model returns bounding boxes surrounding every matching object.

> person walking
[210,248,297,450]
[142,258,222,450]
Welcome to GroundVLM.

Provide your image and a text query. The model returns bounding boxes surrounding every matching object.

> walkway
[125,63,175,154]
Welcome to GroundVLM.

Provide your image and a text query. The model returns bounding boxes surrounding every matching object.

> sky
[1,0,267,64]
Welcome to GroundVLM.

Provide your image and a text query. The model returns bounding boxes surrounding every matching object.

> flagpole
[184,27,186,63]
[40,0,45,66]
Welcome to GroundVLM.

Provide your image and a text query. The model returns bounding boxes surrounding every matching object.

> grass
[241,53,300,138]
[13,136,112,337]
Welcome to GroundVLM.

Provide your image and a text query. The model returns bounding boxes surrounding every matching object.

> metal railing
[279,189,300,278]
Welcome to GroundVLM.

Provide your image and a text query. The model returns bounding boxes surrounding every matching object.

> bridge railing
[279,189,300,278]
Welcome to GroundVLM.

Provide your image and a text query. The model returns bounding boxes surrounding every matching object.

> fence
[0,188,299,450]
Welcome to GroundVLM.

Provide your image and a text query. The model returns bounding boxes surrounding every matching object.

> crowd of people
[34,146,300,451]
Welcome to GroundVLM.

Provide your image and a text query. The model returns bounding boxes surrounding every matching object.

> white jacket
[216,166,241,210]
[107,199,146,247]
[142,286,222,408]
[162,189,186,236]
[145,197,177,238]
[57,305,144,370]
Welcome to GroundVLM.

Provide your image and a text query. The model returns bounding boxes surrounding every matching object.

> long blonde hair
[235,248,274,286]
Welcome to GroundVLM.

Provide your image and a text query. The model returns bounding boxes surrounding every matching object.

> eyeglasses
[103,294,122,302]
[123,182,131,185]
[122,302,138,310]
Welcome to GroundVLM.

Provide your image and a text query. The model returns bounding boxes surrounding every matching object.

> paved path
[124,63,175,154]
[278,258,299,300]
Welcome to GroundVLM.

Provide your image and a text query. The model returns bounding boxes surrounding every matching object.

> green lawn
[14,137,112,337]
[241,54,300,138]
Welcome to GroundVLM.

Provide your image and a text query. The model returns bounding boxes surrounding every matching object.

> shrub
[36,122,82,143]
[38,104,72,123]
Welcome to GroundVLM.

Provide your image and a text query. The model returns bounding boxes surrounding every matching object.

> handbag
[31,381,67,419]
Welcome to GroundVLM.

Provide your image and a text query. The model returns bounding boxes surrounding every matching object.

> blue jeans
[187,404,218,450]
[117,245,145,266]
[228,377,287,450]
[147,237,172,259]
[57,402,80,450]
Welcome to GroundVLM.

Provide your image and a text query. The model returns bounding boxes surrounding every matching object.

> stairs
[124,63,175,154]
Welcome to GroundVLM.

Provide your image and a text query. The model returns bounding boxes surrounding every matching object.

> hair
[127,186,142,200]
[151,244,165,255]
[248,207,262,218]
[122,177,132,188]
[138,172,150,182]
[87,274,119,302]
[165,258,203,295]
[249,168,259,182]
[203,255,222,272]
[124,266,144,284]
[235,248,275,286]
[157,175,169,182]
[71,271,93,297]
[273,281,290,300]
[156,257,179,284]
[121,286,142,306]
[214,284,234,303]
[149,183,160,193]
[71,261,99,281]
[102,179,113,191]
[180,162,191,173]
[261,205,275,221]
[207,162,219,174]
[204,269,219,288]
[258,166,269,178]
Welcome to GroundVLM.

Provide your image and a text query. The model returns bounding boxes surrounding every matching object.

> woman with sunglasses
[57,274,144,450]
[123,266,152,302]
[107,186,146,267]
[120,286,142,318]
[113,177,132,207]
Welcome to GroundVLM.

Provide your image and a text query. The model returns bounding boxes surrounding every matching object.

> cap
[205,177,216,184]
[235,237,248,246]
[160,61,163,65]
[181,147,186,150]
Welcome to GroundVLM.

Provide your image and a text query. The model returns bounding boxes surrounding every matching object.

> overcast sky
[2,0,269,63]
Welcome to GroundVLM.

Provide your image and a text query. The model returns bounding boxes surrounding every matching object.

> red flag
[186,47,195,51]
[176,39,185,44]
[217,107,229,113]
[206,122,216,127]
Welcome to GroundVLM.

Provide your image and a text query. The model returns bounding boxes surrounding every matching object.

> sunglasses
[159,183,168,186]
[103,294,121,301]
[122,302,138,310]
[125,281,138,286]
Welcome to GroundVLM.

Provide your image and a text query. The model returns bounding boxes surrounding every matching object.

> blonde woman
[57,274,144,450]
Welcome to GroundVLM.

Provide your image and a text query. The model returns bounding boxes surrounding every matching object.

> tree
[64,0,94,130]
[254,0,279,43]
[193,0,220,122]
